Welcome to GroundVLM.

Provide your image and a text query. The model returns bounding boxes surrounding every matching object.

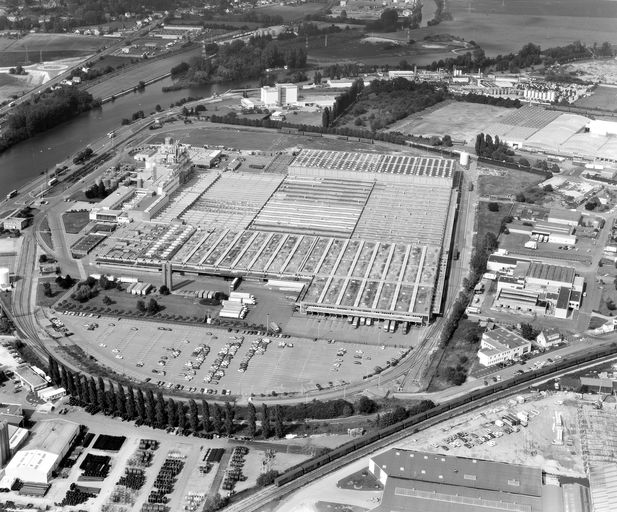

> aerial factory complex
[92,144,458,325]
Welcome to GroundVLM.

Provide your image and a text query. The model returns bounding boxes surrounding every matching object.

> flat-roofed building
[369,449,544,512]
[494,288,544,314]
[525,262,575,292]
[0,402,23,426]
[548,208,581,227]
[487,254,526,273]
[4,419,80,485]
[555,286,571,319]
[14,365,48,393]
[478,326,531,366]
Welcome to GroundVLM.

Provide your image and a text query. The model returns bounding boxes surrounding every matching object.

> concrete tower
[0,420,10,465]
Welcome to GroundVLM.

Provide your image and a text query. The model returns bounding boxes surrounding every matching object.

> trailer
[230,292,254,300]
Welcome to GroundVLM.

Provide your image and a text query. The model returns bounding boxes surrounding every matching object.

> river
[0,76,243,197]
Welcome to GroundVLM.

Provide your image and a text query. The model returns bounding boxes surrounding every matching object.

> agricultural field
[388,101,513,144]
[573,85,617,111]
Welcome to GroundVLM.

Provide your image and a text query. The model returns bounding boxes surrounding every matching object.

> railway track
[223,347,617,512]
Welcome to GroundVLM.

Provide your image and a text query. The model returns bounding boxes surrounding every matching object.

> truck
[269,321,281,334]
[6,190,17,200]
[47,177,58,187]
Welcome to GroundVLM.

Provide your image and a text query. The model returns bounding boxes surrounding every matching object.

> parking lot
[55,313,404,397]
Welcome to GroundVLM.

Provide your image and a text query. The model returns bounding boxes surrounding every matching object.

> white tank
[459,151,469,167]
[0,268,9,288]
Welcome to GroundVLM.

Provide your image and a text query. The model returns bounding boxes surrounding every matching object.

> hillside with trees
[0,88,100,154]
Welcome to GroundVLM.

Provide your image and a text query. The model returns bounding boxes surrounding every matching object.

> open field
[145,122,399,153]
[84,47,202,99]
[573,85,617,111]
[478,169,545,198]
[54,312,404,397]
[0,33,108,66]
[388,102,512,143]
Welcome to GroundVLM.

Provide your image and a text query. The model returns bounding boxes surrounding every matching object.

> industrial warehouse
[91,146,458,324]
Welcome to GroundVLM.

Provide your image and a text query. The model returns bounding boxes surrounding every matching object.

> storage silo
[459,151,470,167]
[0,268,10,289]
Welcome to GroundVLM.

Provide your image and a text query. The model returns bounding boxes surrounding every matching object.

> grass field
[475,201,512,245]
[62,210,91,234]
[0,34,108,66]
[573,85,617,111]
[255,1,326,21]
[388,101,512,144]
[478,170,545,198]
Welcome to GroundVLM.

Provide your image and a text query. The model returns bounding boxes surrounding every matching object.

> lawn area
[255,1,326,21]
[573,85,617,111]
[427,320,484,391]
[598,285,617,317]
[39,217,54,250]
[62,210,91,234]
[37,278,66,308]
[478,170,545,198]
[475,201,512,245]
[337,468,383,491]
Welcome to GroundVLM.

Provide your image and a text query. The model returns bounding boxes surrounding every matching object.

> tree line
[0,88,99,154]
[46,355,382,439]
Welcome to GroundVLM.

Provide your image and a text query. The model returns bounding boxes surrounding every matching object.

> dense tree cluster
[457,93,521,108]
[340,78,447,130]
[323,78,364,127]
[170,36,306,86]
[377,400,435,427]
[474,133,515,161]
[366,8,399,32]
[84,181,108,199]
[0,88,99,154]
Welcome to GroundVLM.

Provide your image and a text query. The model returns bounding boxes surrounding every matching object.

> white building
[478,326,531,367]
[3,420,80,485]
[535,328,562,348]
[37,386,66,402]
[260,83,298,107]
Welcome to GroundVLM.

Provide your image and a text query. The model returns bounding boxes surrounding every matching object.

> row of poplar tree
[47,356,286,438]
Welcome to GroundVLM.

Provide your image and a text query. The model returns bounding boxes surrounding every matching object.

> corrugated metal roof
[526,262,575,285]
[589,464,617,512]
[372,449,542,497]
